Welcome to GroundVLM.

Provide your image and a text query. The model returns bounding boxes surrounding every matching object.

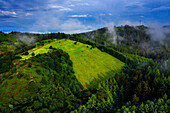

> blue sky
[0,0,170,33]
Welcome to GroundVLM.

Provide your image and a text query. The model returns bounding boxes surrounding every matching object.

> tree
[33,101,42,110]
[132,94,139,105]
[38,108,50,113]
[145,104,149,113]
[74,42,77,45]
[31,52,35,56]
[49,46,53,49]
[23,52,29,55]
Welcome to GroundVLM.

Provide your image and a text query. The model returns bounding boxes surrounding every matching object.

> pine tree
[132,94,139,105]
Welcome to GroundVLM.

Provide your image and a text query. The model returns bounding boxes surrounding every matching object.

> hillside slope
[0,50,84,112]
[20,39,125,87]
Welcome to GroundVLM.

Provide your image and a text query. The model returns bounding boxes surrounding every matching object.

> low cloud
[106,22,118,45]
[146,23,170,40]
[17,34,36,46]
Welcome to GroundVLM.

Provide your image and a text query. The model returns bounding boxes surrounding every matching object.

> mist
[106,23,118,45]
[146,24,170,41]
[17,34,36,46]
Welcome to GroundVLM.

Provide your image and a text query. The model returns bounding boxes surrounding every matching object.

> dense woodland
[0,25,169,113]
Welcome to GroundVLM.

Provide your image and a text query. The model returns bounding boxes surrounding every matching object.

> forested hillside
[76,25,170,61]
[0,26,169,113]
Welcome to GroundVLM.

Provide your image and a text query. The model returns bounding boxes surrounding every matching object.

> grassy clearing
[20,39,125,87]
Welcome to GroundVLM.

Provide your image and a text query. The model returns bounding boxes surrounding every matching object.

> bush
[74,42,77,45]
[31,52,35,56]
[22,52,29,55]
[49,46,53,49]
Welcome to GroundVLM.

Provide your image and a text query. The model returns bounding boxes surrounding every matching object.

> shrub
[49,46,53,49]
[31,52,35,56]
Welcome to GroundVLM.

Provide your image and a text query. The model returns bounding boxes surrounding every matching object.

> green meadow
[21,39,125,87]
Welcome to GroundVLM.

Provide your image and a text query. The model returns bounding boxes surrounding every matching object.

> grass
[20,39,125,87]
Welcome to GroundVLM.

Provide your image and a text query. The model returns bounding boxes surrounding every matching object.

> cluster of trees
[0,52,21,74]
[72,76,123,113]
[0,50,86,112]
[118,97,169,113]
[118,61,169,102]
[0,32,16,42]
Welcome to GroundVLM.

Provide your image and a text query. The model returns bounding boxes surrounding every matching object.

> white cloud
[25,13,33,16]
[71,15,88,17]
[31,17,60,32]
[31,16,92,34]
[99,13,106,16]
[0,10,16,16]
[69,4,75,7]
[125,1,143,7]
[151,6,170,11]
[99,13,112,16]
[146,22,170,40]
[76,3,89,6]
[60,19,92,34]
[108,13,112,16]
[47,4,72,11]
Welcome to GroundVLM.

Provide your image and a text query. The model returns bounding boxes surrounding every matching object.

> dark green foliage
[116,61,170,103]
[118,98,170,113]
[49,46,53,49]
[72,76,123,113]
[97,44,127,62]
[22,51,29,55]
[74,41,77,44]
[0,50,84,113]
[31,52,35,56]
[0,53,16,74]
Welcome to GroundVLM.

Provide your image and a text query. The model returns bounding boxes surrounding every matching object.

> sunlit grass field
[21,39,125,87]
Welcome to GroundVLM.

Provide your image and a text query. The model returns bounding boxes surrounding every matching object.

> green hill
[0,50,84,112]
[20,39,125,88]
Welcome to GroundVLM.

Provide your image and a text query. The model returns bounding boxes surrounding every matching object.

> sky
[0,0,170,33]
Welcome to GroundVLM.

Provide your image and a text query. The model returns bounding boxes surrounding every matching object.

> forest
[0,25,169,113]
